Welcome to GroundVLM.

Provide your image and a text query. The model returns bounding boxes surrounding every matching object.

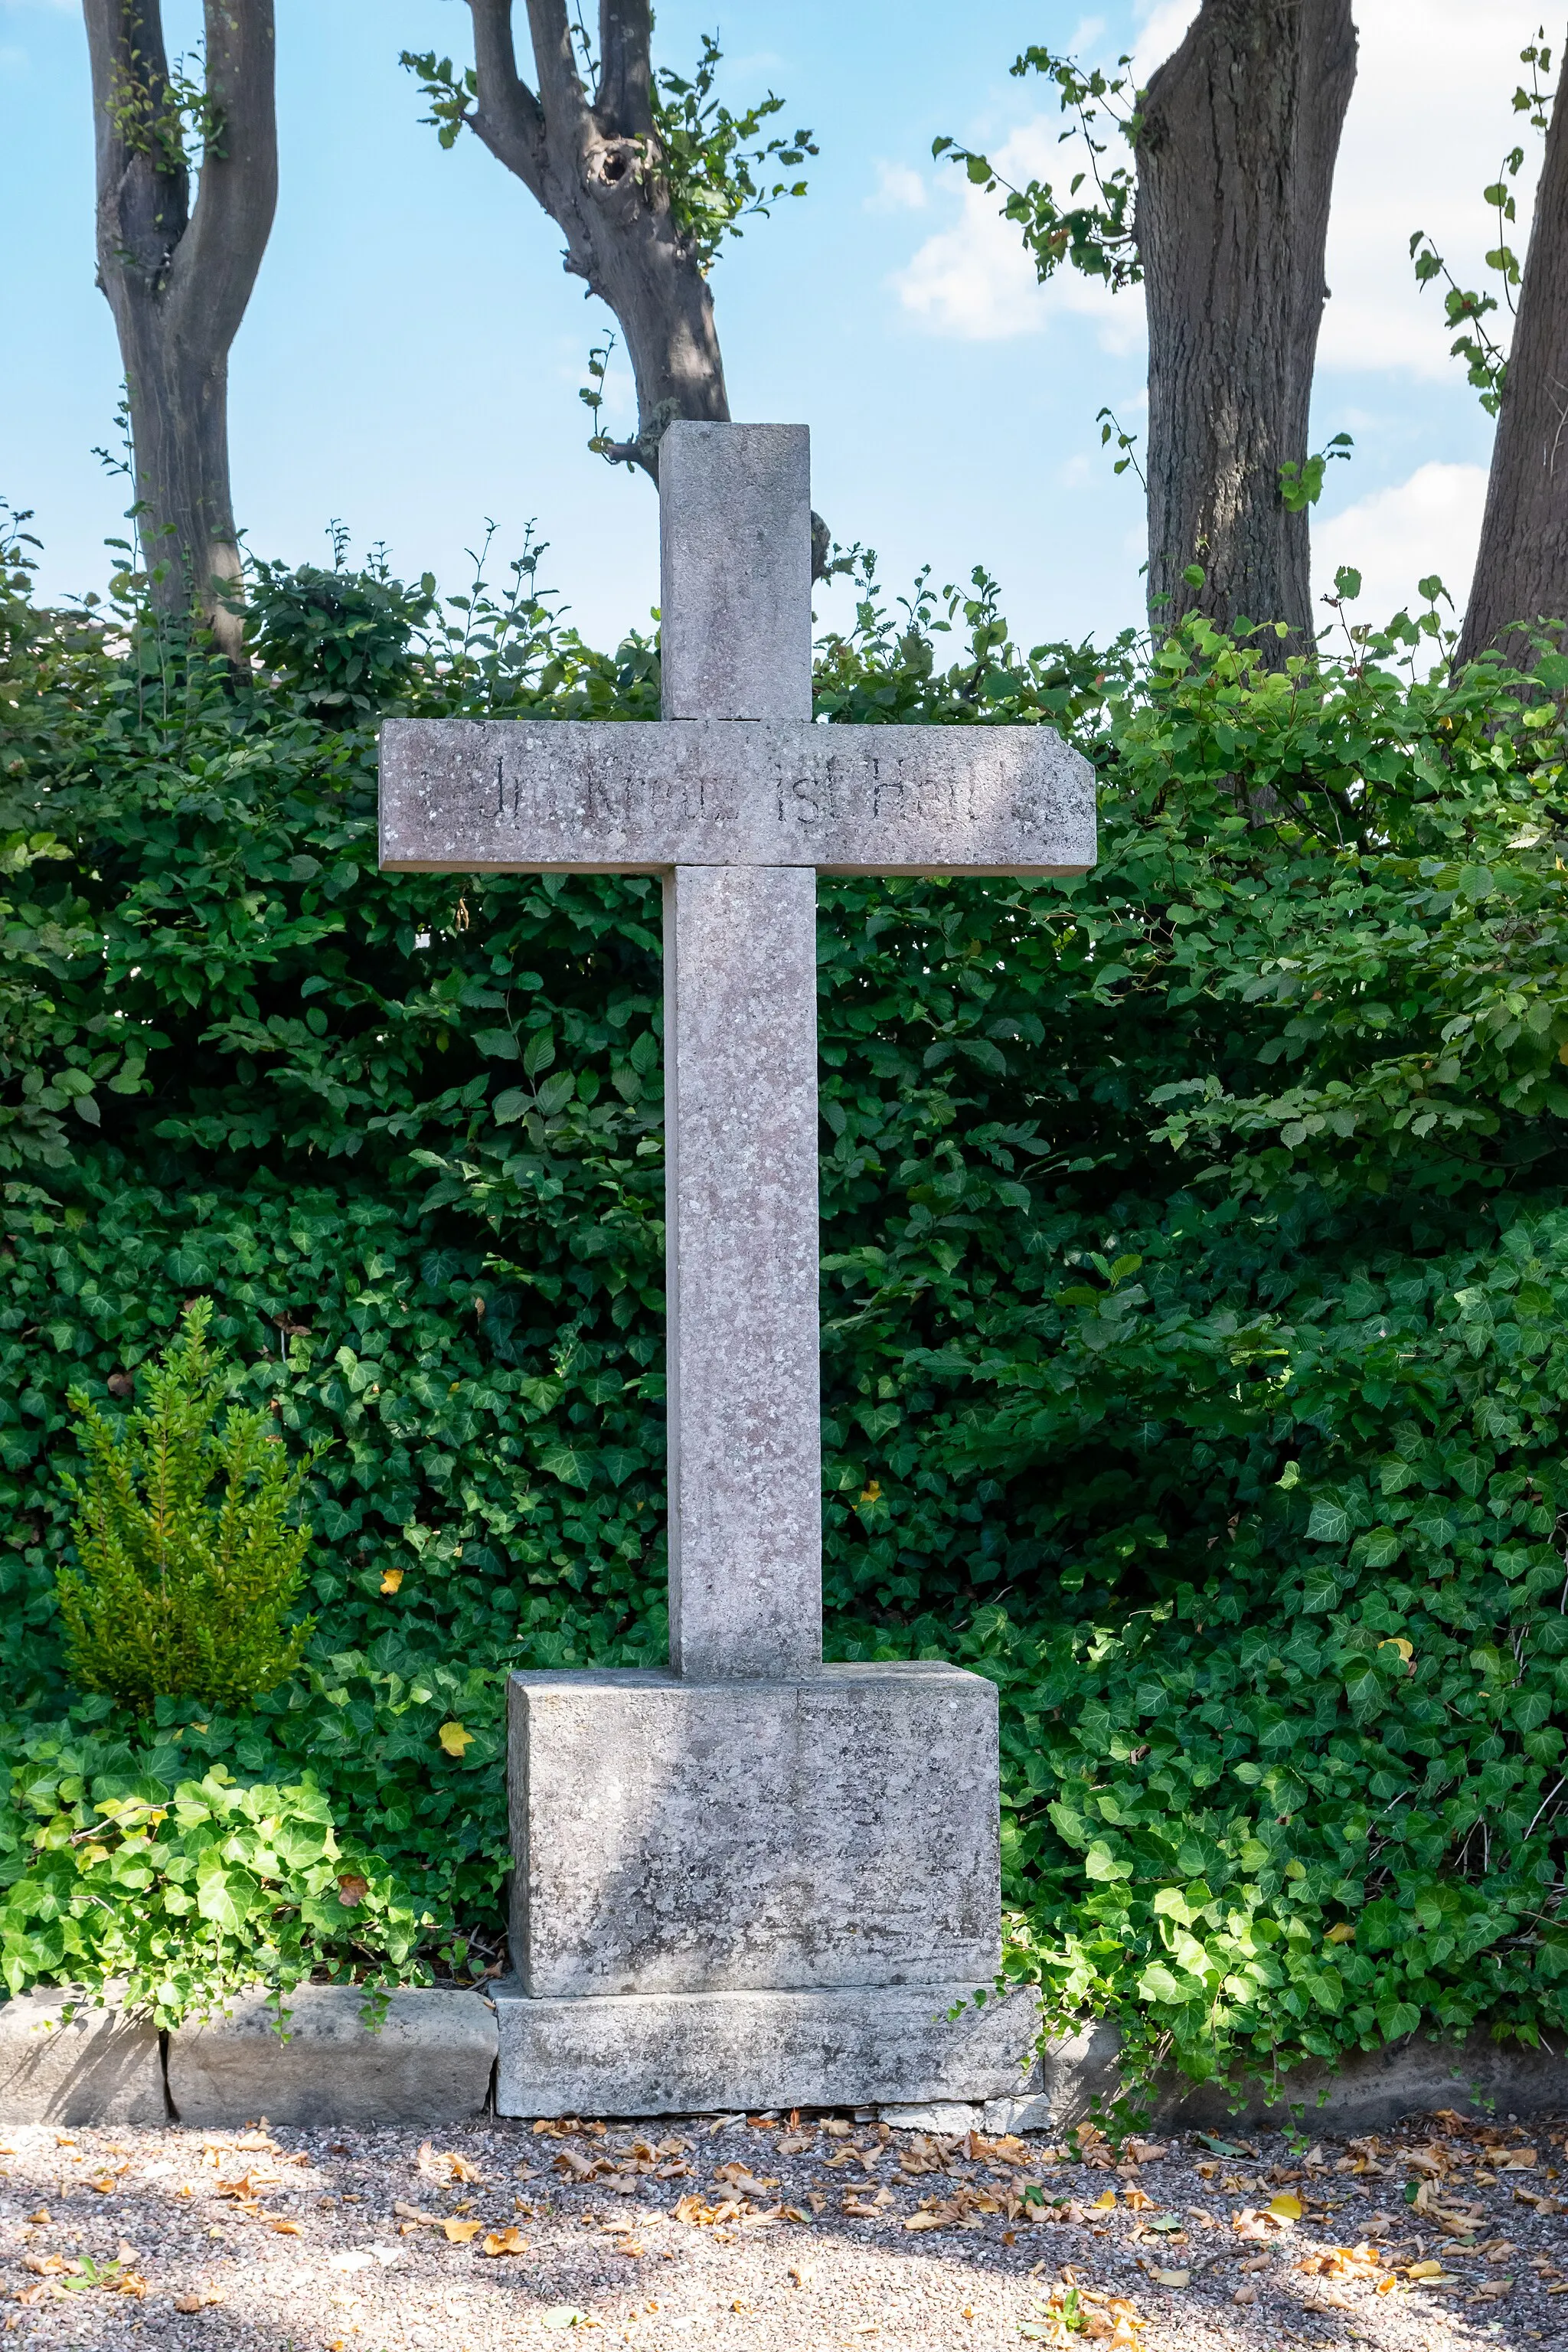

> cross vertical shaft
[659,423,822,1680]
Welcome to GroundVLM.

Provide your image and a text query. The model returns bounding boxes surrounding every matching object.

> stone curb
[907,2020,1568,2139]
[167,1988,499,2127]
[0,1988,165,2127]
[5,1988,1567,2132]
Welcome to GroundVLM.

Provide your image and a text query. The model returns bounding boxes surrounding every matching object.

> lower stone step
[492,1979,1036,2118]
[165,1987,498,2126]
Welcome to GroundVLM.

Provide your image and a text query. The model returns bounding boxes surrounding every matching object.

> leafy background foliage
[3,514,1568,2089]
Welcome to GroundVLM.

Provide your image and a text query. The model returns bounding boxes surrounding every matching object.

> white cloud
[1312,461,1488,622]
[865,161,927,215]
[1320,1,1547,381]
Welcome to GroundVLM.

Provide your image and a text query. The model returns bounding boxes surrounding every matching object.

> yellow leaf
[1152,2268,1190,2288]
[1407,2260,1446,2278]
[1324,1922,1356,1944]
[440,2219,484,2243]
[438,1722,473,1758]
[1092,2189,1118,2210]
[380,1568,404,1595]
[270,2220,302,2236]
[1268,2194,1303,2221]
[480,2228,529,2258]
[1379,1637,1413,1663]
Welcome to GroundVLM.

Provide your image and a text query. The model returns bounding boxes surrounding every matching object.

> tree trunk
[1459,60,1568,665]
[467,0,727,479]
[83,0,277,659]
[1136,0,1357,651]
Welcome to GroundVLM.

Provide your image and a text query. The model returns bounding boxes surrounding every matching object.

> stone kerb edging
[5,1985,1568,2132]
[0,1985,499,2128]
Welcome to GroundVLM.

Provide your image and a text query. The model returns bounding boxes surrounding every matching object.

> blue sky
[0,0,1546,652]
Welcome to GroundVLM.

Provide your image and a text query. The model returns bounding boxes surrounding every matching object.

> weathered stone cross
[381,423,1095,2120]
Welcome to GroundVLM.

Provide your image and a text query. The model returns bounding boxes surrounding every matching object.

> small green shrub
[54,1300,316,1711]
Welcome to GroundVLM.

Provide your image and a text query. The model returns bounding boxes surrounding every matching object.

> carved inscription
[379,719,1097,877]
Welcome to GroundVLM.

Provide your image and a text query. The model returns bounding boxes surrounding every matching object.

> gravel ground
[2,2102,1566,2351]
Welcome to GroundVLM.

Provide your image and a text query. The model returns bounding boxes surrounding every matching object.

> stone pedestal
[495,1661,1028,2116]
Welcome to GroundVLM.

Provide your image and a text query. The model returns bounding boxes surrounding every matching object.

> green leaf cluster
[4,518,1568,2093]
[56,1298,316,1713]
[934,47,1142,293]
[0,1708,422,2027]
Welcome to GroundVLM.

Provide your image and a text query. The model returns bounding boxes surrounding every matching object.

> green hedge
[4,532,1568,2094]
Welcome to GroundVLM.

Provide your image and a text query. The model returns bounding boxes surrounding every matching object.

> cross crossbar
[379,718,1093,876]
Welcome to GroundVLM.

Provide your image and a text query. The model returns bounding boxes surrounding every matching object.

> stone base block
[166,1987,497,2127]
[493,1979,1037,2118]
[509,1663,1001,1997]
[0,1991,165,2126]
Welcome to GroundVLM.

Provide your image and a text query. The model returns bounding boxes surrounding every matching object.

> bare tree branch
[521,0,585,128]
[596,0,652,139]
[169,0,278,349]
[468,0,547,194]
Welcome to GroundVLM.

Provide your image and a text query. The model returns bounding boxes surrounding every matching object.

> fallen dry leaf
[24,2210,48,2226]
[270,2219,302,2236]
[174,2287,226,2313]
[420,2140,482,2184]
[1233,2282,1258,2306]
[789,2261,816,2288]
[1498,2148,1538,2171]
[1151,2268,1190,2288]
[1267,2193,1303,2221]
[1469,2282,1513,2302]
[713,2164,778,2197]
[480,2228,530,2258]
[379,1567,403,1594]
[439,2218,485,2244]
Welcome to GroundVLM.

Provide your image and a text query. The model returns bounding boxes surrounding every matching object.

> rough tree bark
[466,0,727,477]
[1136,0,1357,648]
[83,0,277,659]
[1459,62,1568,663]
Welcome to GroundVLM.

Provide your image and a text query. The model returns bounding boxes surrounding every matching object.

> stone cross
[381,422,1095,1687]
[381,424,1094,2119]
